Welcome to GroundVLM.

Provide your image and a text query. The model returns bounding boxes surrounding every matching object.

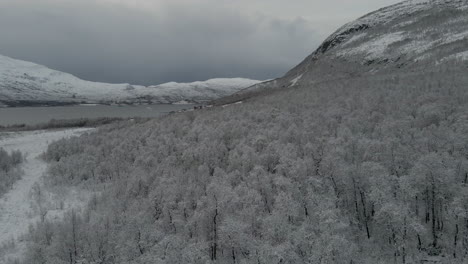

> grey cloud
[0,0,322,85]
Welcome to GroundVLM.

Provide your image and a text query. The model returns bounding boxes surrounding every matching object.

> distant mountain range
[0,54,260,107]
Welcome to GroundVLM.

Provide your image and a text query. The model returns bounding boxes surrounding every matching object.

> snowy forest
[6,59,468,263]
[0,148,23,197]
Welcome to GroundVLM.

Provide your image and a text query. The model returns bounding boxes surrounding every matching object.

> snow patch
[343,33,368,46]
[393,19,417,28]
[401,39,434,56]
[437,50,468,64]
[443,30,468,44]
[338,32,405,59]
[173,100,191,105]
[289,74,303,87]
[453,51,468,60]
[222,101,243,108]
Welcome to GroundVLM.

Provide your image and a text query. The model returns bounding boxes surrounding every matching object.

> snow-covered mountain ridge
[0,54,260,106]
[287,0,468,83]
[218,0,468,104]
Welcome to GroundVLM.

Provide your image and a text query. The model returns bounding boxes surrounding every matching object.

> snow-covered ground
[0,129,92,261]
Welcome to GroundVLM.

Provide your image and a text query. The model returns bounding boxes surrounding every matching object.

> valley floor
[0,128,91,261]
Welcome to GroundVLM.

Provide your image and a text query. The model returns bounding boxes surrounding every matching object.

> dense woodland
[0,148,23,197]
[13,60,468,263]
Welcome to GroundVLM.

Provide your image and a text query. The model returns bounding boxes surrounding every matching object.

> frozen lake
[0,104,193,126]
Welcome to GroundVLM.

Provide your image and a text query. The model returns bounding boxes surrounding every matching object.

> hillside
[5,0,468,263]
[0,54,260,106]
[215,0,468,105]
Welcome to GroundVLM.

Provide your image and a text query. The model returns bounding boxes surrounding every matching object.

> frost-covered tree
[15,60,468,263]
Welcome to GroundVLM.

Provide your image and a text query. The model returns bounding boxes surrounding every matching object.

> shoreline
[0,100,198,108]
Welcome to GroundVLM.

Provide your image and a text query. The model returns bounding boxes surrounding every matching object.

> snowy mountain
[217,0,468,104]
[0,54,260,106]
[5,1,468,263]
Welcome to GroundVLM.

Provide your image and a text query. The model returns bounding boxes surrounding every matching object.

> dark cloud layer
[0,0,401,85]
[0,0,321,85]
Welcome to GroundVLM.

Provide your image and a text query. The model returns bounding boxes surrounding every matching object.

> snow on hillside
[321,0,468,62]
[136,78,261,104]
[287,0,468,84]
[215,0,468,105]
[0,54,260,105]
[337,31,406,60]
[0,55,143,102]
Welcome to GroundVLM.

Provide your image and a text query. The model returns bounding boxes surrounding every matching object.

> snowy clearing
[0,128,91,260]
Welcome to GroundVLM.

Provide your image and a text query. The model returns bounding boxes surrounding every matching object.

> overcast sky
[0,0,402,85]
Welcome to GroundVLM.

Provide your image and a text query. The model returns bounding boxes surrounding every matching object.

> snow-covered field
[0,129,92,261]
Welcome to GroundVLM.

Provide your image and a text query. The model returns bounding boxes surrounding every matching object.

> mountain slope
[0,54,260,106]
[216,0,468,104]
[282,0,468,84]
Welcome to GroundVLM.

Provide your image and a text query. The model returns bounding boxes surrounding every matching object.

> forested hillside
[12,0,468,263]
[14,59,468,263]
[0,148,23,197]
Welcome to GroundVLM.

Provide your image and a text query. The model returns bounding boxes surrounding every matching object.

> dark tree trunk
[417,234,422,251]
[454,222,459,258]
[71,210,78,264]
[431,181,437,248]
[211,197,219,261]
[415,195,419,218]
[137,230,144,255]
[360,190,371,239]
[425,188,430,224]
[402,217,407,264]
[352,178,361,230]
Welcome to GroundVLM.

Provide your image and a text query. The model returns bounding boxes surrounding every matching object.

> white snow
[437,50,468,64]
[393,19,416,28]
[173,100,191,105]
[289,74,303,87]
[443,30,468,44]
[141,78,261,103]
[328,0,468,66]
[405,28,468,60]
[453,51,468,60]
[0,54,261,104]
[338,32,405,59]
[0,129,92,260]
[0,54,143,102]
[400,39,434,56]
[222,101,243,108]
[331,0,454,37]
[342,33,368,46]
[327,0,433,46]
[398,28,468,59]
